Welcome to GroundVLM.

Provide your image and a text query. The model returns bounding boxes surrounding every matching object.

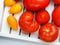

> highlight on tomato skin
[39,23,59,42]
[19,11,39,33]
[23,0,50,11]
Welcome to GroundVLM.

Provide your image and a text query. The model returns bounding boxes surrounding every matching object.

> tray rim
[0,32,59,44]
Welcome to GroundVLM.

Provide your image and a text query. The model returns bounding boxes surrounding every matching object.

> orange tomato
[4,0,16,6]
[9,3,22,14]
[7,15,18,30]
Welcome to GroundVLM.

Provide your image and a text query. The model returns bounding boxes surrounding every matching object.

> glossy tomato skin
[39,23,59,42]
[35,10,50,25]
[23,0,50,11]
[53,0,60,5]
[19,11,39,33]
[52,6,60,27]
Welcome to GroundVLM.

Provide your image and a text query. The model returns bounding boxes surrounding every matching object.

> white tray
[0,0,60,44]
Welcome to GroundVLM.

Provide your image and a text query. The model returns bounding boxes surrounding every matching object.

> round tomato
[19,11,39,33]
[35,10,50,24]
[23,0,50,11]
[52,6,60,27]
[53,0,60,5]
[39,23,59,42]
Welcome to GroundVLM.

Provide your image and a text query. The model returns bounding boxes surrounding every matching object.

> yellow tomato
[4,0,16,6]
[7,15,18,30]
[9,3,22,14]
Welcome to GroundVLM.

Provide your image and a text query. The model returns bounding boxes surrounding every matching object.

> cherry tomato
[53,0,60,5]
[23,0,50,11]
[35,10,50,25]
[9,3,22,14]
[7,15,18,30]
[52,6,60,27]
[4,0,16,6]
[39,23,59,42]
[19,11,39,33]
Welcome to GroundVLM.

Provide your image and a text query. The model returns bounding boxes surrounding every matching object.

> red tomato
[19,11,39,33]
[35,10,50,24]
[53,0,60,5]
[39,23,59,42]
[52,6,60,27]
[23,0,50,11]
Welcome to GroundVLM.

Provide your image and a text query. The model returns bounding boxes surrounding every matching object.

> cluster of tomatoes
[4,0,60,42]
[19,0,60,42]
[4,0,22,30]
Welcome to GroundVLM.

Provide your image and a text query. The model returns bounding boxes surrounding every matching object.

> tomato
[39,23,59,42]
[53,0,60,5]
[23,0,50,11]
[35,10,50,25]
[7,15,18,30]
[52,6,60,27]
[19,11,39,33]
[4,0,16,6]
[9,3,22,14]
